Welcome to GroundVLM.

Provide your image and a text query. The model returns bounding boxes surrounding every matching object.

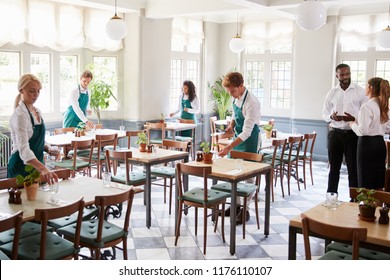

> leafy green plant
[136,132,148,145]
[209,77,232,120]
[200,141,211,154]
[262,124,273,132]
[16,165,40,187]
[76,121,86,131]
[356,188,377,208]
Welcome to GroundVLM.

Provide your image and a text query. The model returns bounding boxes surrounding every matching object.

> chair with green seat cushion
[145,122,165,148]
[298,131,317,189]
[0,221,53,245]
[0,211,22,260]
[326,242,390,260]
[211,150,263,239]
[57,189,135,260]
[48,206,99,229]
[175,163,230,255]
[301,213,368,260]
[0,198,85,260]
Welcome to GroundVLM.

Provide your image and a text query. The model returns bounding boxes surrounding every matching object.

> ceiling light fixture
[377,4,390,49]
[295,0,327,31]
[106,0,127,40]
[229,14,245,53]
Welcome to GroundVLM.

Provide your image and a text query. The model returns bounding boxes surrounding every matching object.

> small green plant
[136,132,148,145]
[356,188,377,208]
[16,165,40,187]
[160,113,165,122]
[76,122,86,131]
[262,124,273,132]
[200,141,211,154]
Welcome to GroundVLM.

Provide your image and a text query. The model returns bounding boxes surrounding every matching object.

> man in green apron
[218,72,261,224]
[63,70,95,129]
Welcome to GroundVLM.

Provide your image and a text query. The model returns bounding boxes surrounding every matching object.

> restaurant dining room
[1,0,390,278]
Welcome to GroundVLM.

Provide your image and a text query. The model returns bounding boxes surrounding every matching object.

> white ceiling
[52,0,390,23]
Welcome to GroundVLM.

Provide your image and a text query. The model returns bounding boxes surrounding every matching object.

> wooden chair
[209,116,223,152]
[260,138,287,202]
[211,150,263,239]
[53,139,95,177]
[57,189,135,260]
[89,133,118,179]
[301,213,367,260]
[349,188,390,206]
[145,122,165,147]
[54,127,75,135]
[215,131,234,152]
[0,198,85,260]
[0,211,22,260]
[175,118,196,159]
[151,139,190,214]
[282,135,303,196]
[298,131,317,189]
[175,163,230,254]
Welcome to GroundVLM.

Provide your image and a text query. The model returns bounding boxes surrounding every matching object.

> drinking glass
[292,127,298,135]
[49,182,59,204]
[119,125,125,131]
[325,192,338,210]
[235,158,243,171]
[102,172,111,188]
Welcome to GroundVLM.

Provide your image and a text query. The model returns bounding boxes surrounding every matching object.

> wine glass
[49,182,59,204]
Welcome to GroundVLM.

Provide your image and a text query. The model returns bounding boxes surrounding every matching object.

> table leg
[145,164,152,228]
[288,225,297,260]
[229,181,237,255]
[264,170,271,236]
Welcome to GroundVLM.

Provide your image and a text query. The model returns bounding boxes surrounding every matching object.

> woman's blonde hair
[14,74,42,109]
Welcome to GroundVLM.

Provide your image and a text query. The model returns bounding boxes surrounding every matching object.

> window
[342,60,366,87]
[60,55,79,112]
[376,60,390,80]
[270,61,291,109]
[0,51,20,116]
[244,61,264,103]
[31,53,51,113]
[170,59,183,111]
[186,60,199,87]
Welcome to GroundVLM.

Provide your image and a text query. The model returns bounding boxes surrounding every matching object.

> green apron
[180,97,196,137]
[7,103,45,178]
[63,85,89,128]
[232,89,259,154]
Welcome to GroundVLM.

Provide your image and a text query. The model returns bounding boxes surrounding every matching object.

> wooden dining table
[288,202,390,260]
[0,176,132,222]
[182,157,272,255]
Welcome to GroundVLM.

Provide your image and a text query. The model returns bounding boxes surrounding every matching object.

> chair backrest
[39,169,71,183]
[302,131,317,158]
[178,118,195,124]
[349,188,390,206]
[0,211,23,259]
[125,130,147,149]
[105,149,134,183]
[176,163,212,202]
[93,188,135,244]
[70,139,95,168]
[285,135,303,161]
[301,213,367,260]
[95,133,118,154]
[54,127,75,135]
[162,139,190,151]
[209,116,217,134]
[270,139,287,166]
[0,177,17,190]
[35,197,85,259]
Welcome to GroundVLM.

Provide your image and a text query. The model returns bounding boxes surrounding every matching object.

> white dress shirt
[9,101,43,164]
[65,85,91,123]
[351,98,386,136]
[172,94,200,116]
[322,82,367,129]
[232,89,261,142]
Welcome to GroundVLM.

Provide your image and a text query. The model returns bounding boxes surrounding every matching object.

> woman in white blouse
[7,74,58,185]
[350,77,390,189]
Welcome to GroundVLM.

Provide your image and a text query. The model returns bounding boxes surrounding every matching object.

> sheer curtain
[171,18,204,51]
[0,0,123,51]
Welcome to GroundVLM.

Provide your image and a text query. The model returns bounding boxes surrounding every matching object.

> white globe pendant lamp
[229,14,245,53]
[296,0,327,31]
[106,0,127,40]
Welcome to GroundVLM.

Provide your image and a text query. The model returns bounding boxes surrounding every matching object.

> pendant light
[295,0,327,31]
[229,14,245,53]
[106,0,127,40]
[378,4,390,49]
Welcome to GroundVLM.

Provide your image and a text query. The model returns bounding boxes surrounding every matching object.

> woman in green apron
[169,80,200,137]
[8,74,58,184]
[217,72,261,224]
[63,70,95,129]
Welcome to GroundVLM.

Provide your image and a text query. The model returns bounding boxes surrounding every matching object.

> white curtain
[172,18,204,48]
[0,0,123,51]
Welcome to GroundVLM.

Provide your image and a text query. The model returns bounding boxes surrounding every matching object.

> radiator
[0,135,11,167]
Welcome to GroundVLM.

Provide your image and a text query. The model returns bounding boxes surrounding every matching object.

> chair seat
[54,159,91,170]
[298,151,312,159]
[327,242,390,260]
[211,182,257,197]
[171,136,192,142]
[0,222,52,245]
[0,232,77,260]
[150,138,163,145]
[58,220,126,248]
[0,249,9,260]
[48,206,99,229]
[111,172,149,185]
[181,187,229,205]
[319,250,357,260]
[151,166,175,178]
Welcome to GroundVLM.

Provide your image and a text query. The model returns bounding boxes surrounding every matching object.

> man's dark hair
[335,63,350,72]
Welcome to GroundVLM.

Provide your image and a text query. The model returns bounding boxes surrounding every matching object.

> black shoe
[219,206,240,217]
[236,210,250,225]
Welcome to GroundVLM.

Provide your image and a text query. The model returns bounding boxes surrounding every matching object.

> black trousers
[327,129,358,193]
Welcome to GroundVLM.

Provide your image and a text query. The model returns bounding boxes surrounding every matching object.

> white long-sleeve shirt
[351,97,387,136]
[65,85,91,123]
[322,82,367,129]
[9,101,43,164]
[232,89,261,142]
[171,94,200,116]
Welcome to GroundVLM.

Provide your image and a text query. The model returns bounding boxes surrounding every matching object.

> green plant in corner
[16,165,41,187]
[356,188,377,208]
[136,132,148,145]
[209,76,232,120]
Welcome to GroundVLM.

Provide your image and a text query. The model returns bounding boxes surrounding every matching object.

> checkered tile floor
[81,160,350,260]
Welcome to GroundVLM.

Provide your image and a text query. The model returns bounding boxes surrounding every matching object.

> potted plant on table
[356,188,377,221]
[16,165,41,201]
[262,124,273,139]
[200,141,213,164]
[76,122,87,136]
[136,131,148,152]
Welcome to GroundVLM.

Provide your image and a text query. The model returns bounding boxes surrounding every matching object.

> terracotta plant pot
[139,143,147,152]
[203,153,213,164]
[24,182,39,201]
[358,204,376,221]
